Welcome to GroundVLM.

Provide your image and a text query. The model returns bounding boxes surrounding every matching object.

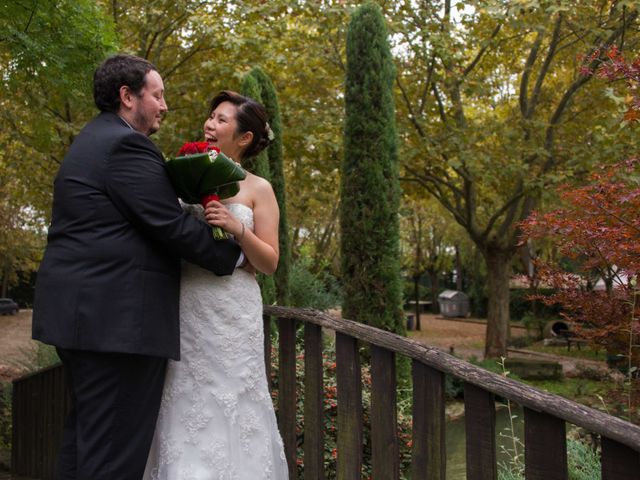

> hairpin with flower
[266,122,275,141]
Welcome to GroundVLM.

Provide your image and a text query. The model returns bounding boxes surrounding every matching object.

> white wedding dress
[144,203,288,480]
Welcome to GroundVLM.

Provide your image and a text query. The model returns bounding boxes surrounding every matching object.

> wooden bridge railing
[11,362,69,479]
[263,305,640,480]
[11,305,640,479]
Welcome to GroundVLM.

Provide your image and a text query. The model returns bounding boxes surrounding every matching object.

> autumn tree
[3,0,354,284]
[0,160,43,296]
[0,0,117,217]
[521,49,640,419]
[103,0,347,277]
[341,3,404,335]
[391,0,640,357]
[400,194,456,324]
[0,0,116,293]
[521,157,640,421]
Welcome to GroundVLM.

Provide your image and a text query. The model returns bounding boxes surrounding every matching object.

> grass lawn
[525,341,607,361]
[526,377,609,407]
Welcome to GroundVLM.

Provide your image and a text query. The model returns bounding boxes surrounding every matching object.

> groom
[32,54,242,479]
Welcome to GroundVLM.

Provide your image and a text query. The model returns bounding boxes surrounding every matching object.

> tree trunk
[1,259,9,298]
[1,277,7,298]
[483,248,512,358]
[413,275,421,331]
[455,245,463,291]
[429,270,439,314]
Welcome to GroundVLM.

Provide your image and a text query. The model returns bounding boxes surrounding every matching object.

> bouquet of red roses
[166,142,246,239]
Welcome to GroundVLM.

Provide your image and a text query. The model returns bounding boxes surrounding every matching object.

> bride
[144,91,288,479]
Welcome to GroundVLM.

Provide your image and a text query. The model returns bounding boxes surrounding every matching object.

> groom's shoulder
[75,112,161,157]
[82,112,134,141]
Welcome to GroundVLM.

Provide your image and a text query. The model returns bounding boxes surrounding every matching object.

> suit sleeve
[104,131,241,275]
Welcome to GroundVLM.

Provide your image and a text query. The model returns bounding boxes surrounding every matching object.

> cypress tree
[341,3,404,336]
[240,73,276,305]
[246,67,291,306]
[240,74,271,180]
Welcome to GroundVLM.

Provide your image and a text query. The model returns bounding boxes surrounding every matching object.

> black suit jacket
[33,112,241,360]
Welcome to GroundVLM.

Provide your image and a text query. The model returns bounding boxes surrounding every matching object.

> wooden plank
[336,332,362,479]
[54,366,67,463]
[11,380,21,473]
[34,375,44,478]
[411,361,445,480]
[12,363,68,478]
[29,376,39,477]
[524,408,567,480]
[464,383,497,480]
[263,314,272,389]
[43,370,52,477]
[303,322,325,480]
[264,305,640,451]
[411,362,428,477]
[601,436,640,480]
[278,317,297,479]
[50,366,67,479]
[370,345,398,479]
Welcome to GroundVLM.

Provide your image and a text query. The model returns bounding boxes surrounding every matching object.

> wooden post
[371,345,399,479]
[263,314,272,389]
[414,275,421,331]
[336,333,362,479]
[464,383,497,480]
[524,408,567,479]
[411,360,446,479]
[279,317,297,479]
[304,322,325,479]
[601,437,640,480]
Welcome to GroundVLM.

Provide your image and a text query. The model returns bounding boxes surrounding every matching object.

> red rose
[177,142,220,156]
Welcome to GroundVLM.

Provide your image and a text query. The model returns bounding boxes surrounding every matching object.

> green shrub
[445,374,464,399]
[497,438,601,480]
[289,256,341,310]
[15,342,60,372]
[402,279,430,308]
[467,280,488,318]
[510,288,562,321]
[507,335,536,349]
[568,438,601,480]
[270,336,413,478]
[0,382,11,457]
[521,311,548,340]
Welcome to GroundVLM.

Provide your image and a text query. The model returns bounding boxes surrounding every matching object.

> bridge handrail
[265,305,640,451]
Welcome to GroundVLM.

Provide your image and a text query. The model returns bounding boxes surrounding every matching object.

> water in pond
[446,405,524,479]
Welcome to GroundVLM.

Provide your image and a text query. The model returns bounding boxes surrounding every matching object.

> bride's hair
[209,91,271,160]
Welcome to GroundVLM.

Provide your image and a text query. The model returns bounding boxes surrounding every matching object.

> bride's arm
[204,181,280,275]
[241,181,279,275]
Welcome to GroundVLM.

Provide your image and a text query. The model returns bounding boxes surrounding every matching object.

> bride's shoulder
[245,173,275,195]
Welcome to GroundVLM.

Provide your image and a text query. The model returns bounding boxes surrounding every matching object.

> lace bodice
[144,202,287,479]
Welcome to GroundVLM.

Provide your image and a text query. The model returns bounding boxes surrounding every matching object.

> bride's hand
[204,200,243,238]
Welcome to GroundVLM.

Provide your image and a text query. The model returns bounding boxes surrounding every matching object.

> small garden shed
[437,290,469,318]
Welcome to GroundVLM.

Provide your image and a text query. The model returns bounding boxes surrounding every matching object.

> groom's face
[130,70,168,136]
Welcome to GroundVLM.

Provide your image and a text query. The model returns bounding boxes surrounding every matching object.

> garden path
[0,310,37,382]
[409,313,609,376]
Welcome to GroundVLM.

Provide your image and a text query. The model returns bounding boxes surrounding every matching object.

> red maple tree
[521,158,640,351]
[521,49,640,421]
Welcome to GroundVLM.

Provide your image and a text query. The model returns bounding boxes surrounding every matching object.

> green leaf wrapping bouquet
[166,142,246,239]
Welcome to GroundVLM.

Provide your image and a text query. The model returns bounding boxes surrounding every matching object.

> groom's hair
[94,54,157,113]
